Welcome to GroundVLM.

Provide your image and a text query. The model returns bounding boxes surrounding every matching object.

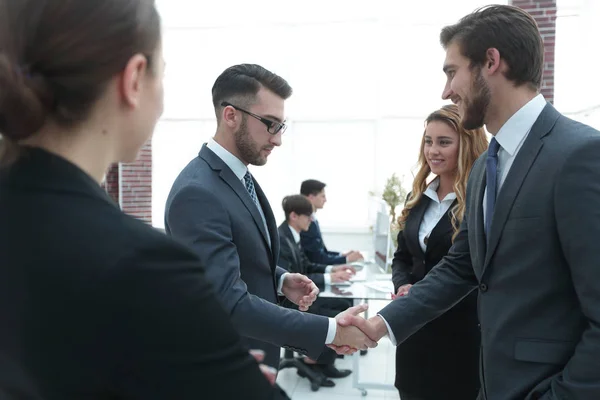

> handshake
[328,304,390,355]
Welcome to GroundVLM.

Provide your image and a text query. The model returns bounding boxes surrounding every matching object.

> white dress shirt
[380,94,547,346]
[483,94,547,226]
[207,138,337,344]
[418,178,457,253]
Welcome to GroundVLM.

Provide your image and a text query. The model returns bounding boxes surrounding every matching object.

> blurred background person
[300,179,363,265]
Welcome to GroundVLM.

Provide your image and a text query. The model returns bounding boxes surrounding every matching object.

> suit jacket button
[479,283,488,292]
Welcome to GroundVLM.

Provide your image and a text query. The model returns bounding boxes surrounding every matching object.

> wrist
[369,316,389,341]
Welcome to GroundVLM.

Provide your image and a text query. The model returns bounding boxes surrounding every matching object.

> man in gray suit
[334,5,600,400]
[165,64,374,369]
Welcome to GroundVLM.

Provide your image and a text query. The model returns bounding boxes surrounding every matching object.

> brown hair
[282,195,313,222]
[440,5,543,91]
[0,0,161,165]
[398,105,488,240]
[212,64,292,121]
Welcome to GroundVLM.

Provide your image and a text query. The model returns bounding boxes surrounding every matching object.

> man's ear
[119,54,149,108]
[485,48,502,75]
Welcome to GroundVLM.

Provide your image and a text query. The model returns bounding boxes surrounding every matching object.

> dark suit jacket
[0,147,280,399]
[392,196,480,399]
[379,103,600,400]
[165,144,329,368]
[300,218,346,265]
[277,223,327,289]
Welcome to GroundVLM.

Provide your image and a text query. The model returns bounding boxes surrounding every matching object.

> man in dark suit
[335,5,600,400]
[299,179,364,265]
[278,195,355,384]
[165,64,375,370]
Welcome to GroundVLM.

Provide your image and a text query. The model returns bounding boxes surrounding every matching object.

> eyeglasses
[221,101,287,135]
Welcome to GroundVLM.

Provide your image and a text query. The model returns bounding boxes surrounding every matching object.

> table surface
[318,261,394,301]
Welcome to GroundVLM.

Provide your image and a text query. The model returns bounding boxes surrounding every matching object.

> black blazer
[0,147,281,399]
[277,223,327,289]
[300,219,346,265]
[391,195,480,399]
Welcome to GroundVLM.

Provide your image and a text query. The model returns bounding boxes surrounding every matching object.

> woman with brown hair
[0,0,284,398]
[391,104,488,400]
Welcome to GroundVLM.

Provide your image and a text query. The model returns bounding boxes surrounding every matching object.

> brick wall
[101,141,153,224]
[510,0,557,104]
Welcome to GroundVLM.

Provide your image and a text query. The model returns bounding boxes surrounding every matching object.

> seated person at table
[300,179,363,265]
[278,195,354,385]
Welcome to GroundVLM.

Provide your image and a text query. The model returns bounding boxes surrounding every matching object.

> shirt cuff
[325,265,333,273]
[277,273,288,295]
[377,314,397,346]
[324,317,337,344]
[324,273,331,285]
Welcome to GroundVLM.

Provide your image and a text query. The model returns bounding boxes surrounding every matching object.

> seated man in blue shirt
[299,179,364,265]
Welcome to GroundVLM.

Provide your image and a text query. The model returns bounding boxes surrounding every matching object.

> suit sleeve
[300,223,346,265]
[543,137,600,399]
[378,194,478,345]
[391,193,416,291]
[391,229,413,292]
[108,241,281,400]
[166,185,329,360]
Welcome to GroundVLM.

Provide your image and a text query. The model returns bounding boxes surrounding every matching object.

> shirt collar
[423,177,457,203]
[494,94,547,156]
[206,137,248,181]
[288,224,301,243]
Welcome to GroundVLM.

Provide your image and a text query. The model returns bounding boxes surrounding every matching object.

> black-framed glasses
[221,101,287,135]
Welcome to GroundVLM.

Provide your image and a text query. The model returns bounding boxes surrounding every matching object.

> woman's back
[0,147,278,399]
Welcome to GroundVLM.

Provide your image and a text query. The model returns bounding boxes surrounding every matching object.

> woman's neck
[436,174,455,201]
[21,123,115,184]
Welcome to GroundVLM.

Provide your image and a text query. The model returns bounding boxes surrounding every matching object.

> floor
[276,300,400,400]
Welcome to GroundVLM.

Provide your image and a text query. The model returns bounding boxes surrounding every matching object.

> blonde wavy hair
[398,104,488,241]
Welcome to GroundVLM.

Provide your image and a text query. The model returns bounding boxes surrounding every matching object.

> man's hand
[250,350,277,385]
[391,284,412,300]
[328,304,378,355]
[331,264,357,274]
[343,250,364,263]
[328,312,389,355]
[282,273,319,311]
[330,269,353,283]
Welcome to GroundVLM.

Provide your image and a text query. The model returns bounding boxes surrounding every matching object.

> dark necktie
[485,138,501,237]
[243,171,259,207]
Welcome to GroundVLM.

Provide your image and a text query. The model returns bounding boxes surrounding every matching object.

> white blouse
[417,179,457,253]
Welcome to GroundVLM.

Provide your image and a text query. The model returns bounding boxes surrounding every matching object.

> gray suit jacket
[165,144,329,368]
[379,103,600,400]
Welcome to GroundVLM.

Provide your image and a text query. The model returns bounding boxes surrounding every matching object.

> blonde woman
[391,104,488,400]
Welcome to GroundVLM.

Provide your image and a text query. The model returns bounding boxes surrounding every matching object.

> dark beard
[234,116,266,166]
[462,68,491,130]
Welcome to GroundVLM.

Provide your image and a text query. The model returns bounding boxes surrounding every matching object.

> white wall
[157,0,600,248]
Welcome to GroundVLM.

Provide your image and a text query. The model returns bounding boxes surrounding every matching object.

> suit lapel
[470,158,487,271]
[405,196,428,261]
[279,224,301,270]
[483,103,559,271]
[254,180,279,265]
[199,146,273,259]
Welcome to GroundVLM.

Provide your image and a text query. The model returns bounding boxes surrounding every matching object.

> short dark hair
[0,0,160,142]
[282,195,313,222]
[440,5,543,90]
[211,64,292,120]
[300,179,326,197]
